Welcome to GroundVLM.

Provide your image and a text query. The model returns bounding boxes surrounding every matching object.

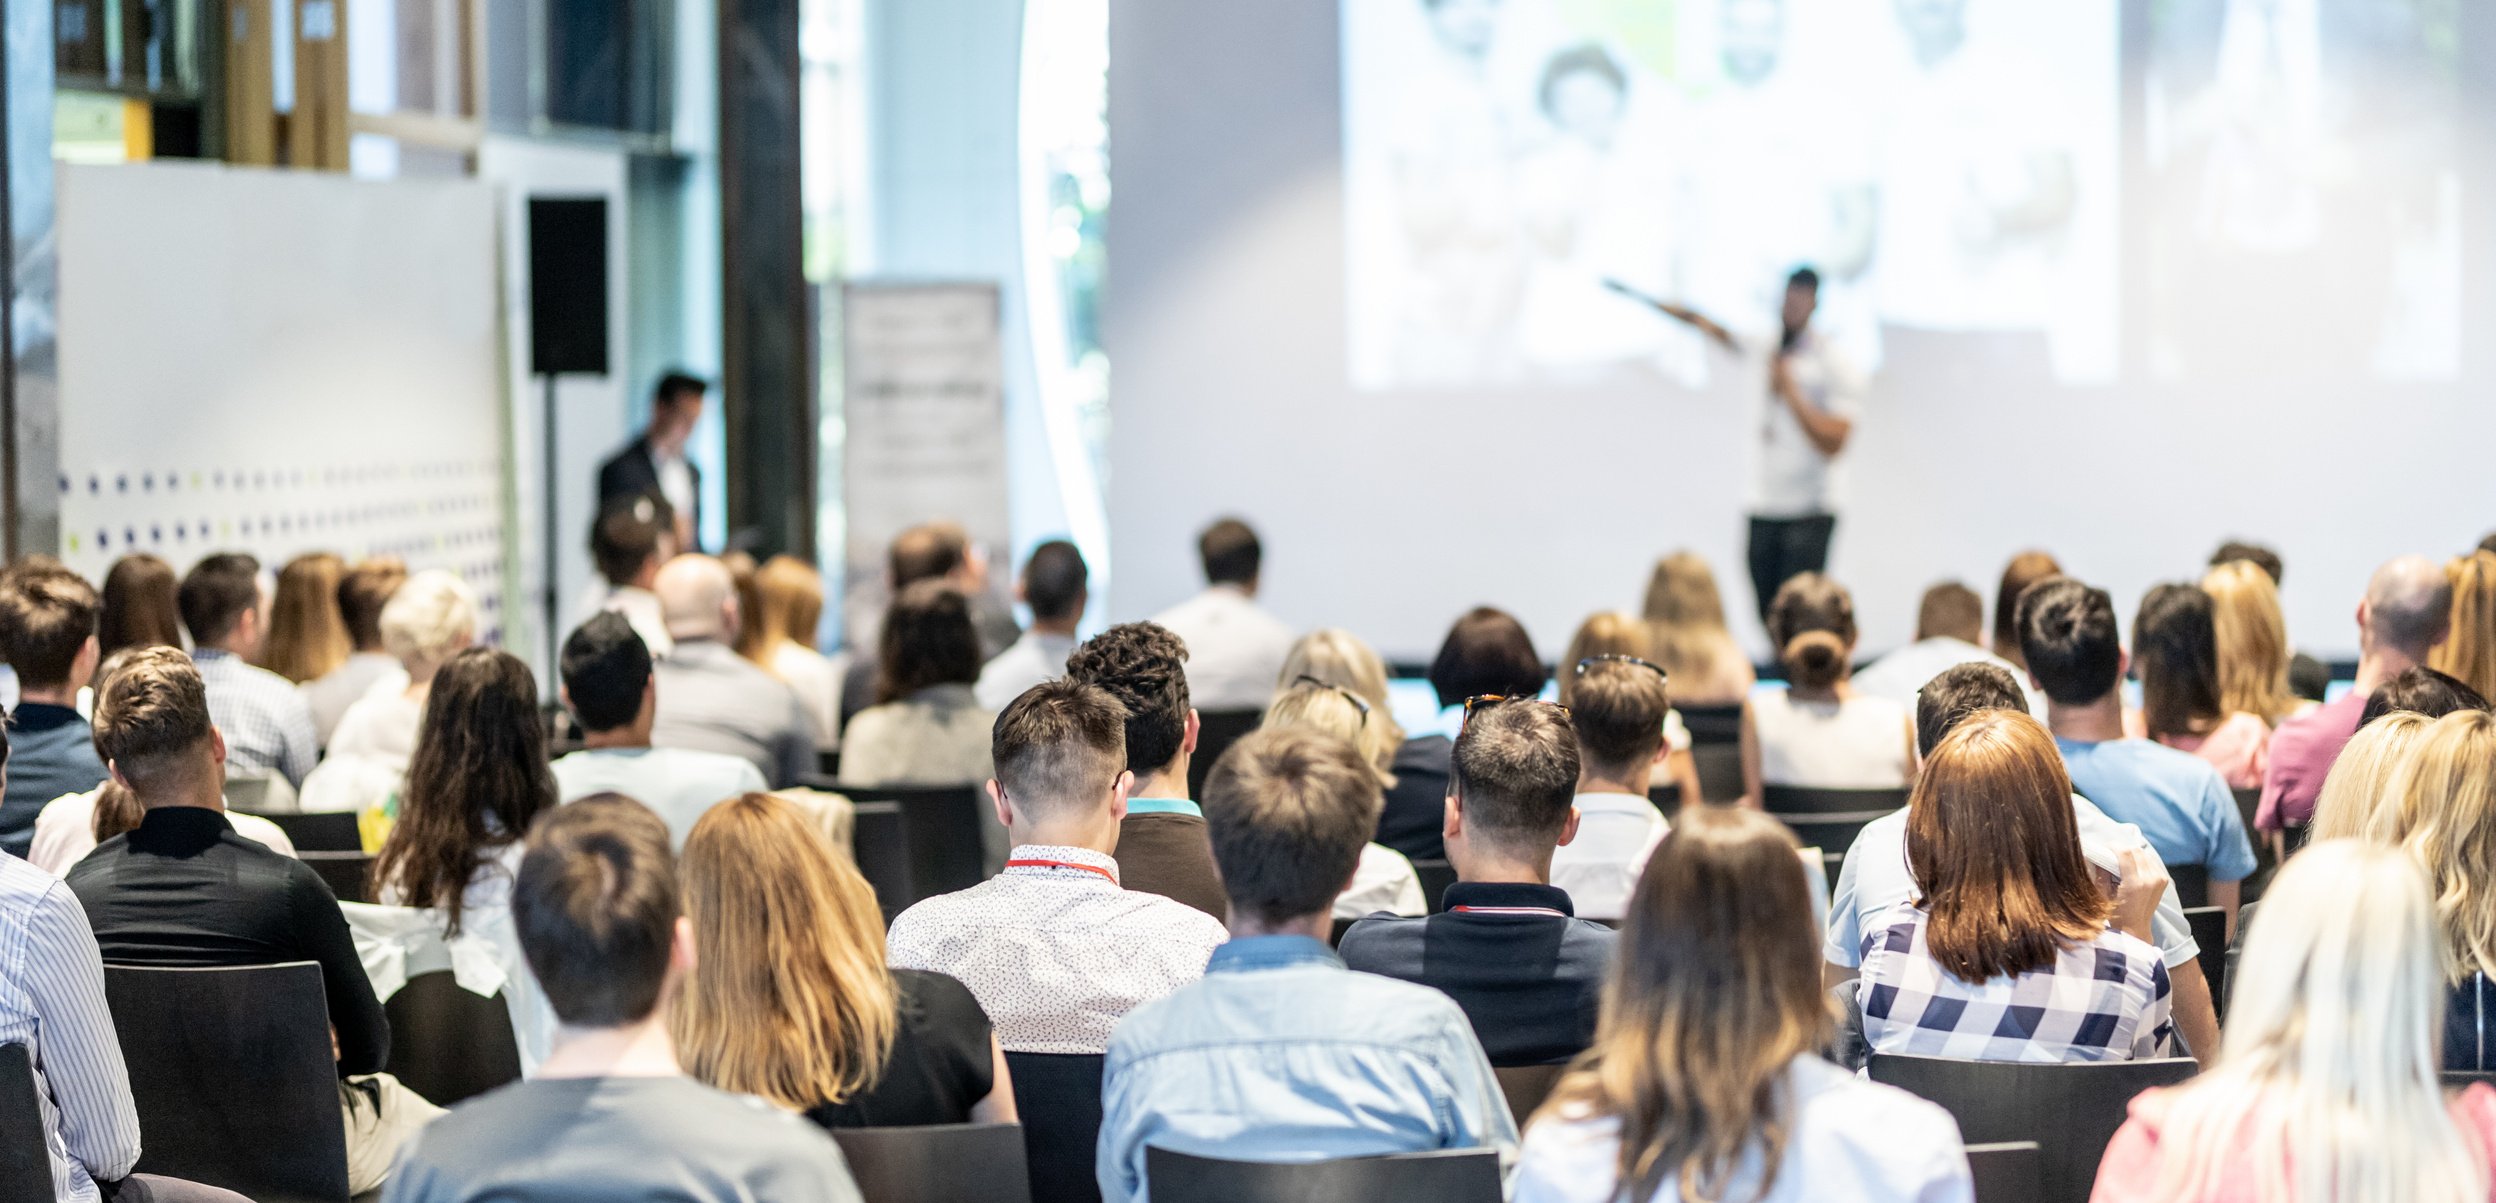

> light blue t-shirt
[2056,738,2257,883]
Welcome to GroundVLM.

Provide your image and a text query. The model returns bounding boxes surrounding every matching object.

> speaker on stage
[527,198,610,377]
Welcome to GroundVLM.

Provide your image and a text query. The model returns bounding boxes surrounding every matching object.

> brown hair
[1643,552,1747,699]
[722,551,765,662]
[373,649,556,935]
[875,580,983,704]
[889,522,970,587]
[176,552,262,649]
[1555,611,1652,708]
[1201,727,1381,926]
[991,678,1129,820]
[673,793,898,1110]
[256,552,351,683]
[752,556,826,657]
[1571,660,1674,777]
[1993,551,2062,668]
[337,557,407,652]
[1427,607,1544,709]
[98,553,183,656]
[1766,573,1855,691]
[85,649,150,840]
[1450,699,1581,855]
[2134,583,2225,742]
[513,795,679,1027]
[1906,710,2111,980]
[1545,807,1830,1203]
[0,557,100,689]
[2428,552,2496,702]
[1915,582,1984,645]
[1198,517,1263,586]
[90,646,215,794]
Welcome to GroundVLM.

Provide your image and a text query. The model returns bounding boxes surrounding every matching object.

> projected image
[1342,0,2121,388]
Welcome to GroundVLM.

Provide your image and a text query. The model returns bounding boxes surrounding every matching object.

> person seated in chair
[176,553,318,788]
[1148,518,1296,712]
[551,613,766,849]
[1062,622,1227,919]
[1547,656,1675,921]
[0,557,108,856]
[649,555,814,788]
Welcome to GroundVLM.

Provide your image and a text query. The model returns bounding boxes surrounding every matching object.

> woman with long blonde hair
[674,792,1015,1127]
[2430,551,2496,701]
[2201,561,2301,725]
[255,552,352,683]
[1641,552,1754,706]
[746,555,845,751]
[1263,681,1428,918]
[1513,806,1970,1203]
[2378,711,2496,1072]
[1557,611,1702,803]
[2306,711,2435,845]
[2090,841,2496,1203]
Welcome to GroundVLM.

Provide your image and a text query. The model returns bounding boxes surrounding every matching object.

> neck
[1014,819,1120,856]
[1577,762,1652,798]
[2354,646,2421,695]
[1216,580,1255,600]
[1132,763,1188,802]
[536,1014,681,1080]
[19,684,78,707]
[1451,840,1553,886]
[2046,691,2128,742]
[1787,679,1850,703]
[1228,908,1331,941]
[583,725,652,751]
[1030,616,1080,638]
[144,778,227,813]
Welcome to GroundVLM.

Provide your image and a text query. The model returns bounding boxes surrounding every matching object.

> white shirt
[325,686,425,771]
[301,652,402,748]
[1149,585,1296,711]
[28,790,299,878]
[656,452,697,531]
[885,844,1228,1054]
[769,643,848,752]
[1751,328,1865,518]
[1335,843,1427,920]
[1751,689,1913,789]
[975,630,1080,712]
[549,747,768,850]
[1550,793,1671,922]
[602,586,673,659]
[1512,1057,1971,1203]
[1851,638,2047,718]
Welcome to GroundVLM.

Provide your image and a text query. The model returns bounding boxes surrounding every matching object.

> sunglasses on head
[1460,693,1571,732]
[1573,654,1668,684]
[1292,675,1370,727]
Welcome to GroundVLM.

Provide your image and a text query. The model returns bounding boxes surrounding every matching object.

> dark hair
[90,646,214,793]
[0,557,100,689]
[1198,518,1262,587]
[1537,43,1625,116]
[1427,607,1544,709]
[2482,532,2496,557]
[875,580,983,704]
[1451,700,1581,855]
[1914,582,1983,645]
[1906,711,2110,980]
[2017,578,2120,706]
[2133,583,2225,742]
[1786,266,1820,292]
[562,612,654,733]
[176,552,261,648]
[1992,551,2062,667]
[1767,573,1855,691]
[2210,540,2284,585]
[590,495,673,586]
[2360,666,2490,729]
[888,523,969,588]
[337,557,407,651]
[1570,660,1673,775]
[375,649,556,936]
[99,554,184,657]
[1202,727,1380,926]
[1022,540,1089,624]
[1914,662,2026,760]
[1063,622,1191,776]
[992,679,1128,819]
[654,371,708,409]
[514,795,679,1027]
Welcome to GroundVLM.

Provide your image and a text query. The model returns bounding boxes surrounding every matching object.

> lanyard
[1448,905,1568,918]
[1004,858,1118,885]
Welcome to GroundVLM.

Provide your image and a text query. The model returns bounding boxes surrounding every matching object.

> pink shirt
[2254,691,2364,832]
[2091,1083,2496,1203]
[2124,711,2271,792]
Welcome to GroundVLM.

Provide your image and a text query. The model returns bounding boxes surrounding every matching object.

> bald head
[2363,555,2453,661]
[654,555,738,642]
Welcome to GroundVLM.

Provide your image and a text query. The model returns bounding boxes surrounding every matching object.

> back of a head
[2365,554,2456,662]
[1766,573,1855,691]
[1264,681,1397,787]
[2483,532,2496,558]
[654,554,735,641]
[1278,630,1400,735]
[384,648,555,933]
[1907,711,2106,981]
[380,570,479,668]
[2310,712,2435,844]
[991,678,1129,822]
[91,646,214,797]
[2361,666,2489,729]
[0,557,100,691]
[722,552,764,658]
[515,795,680,1028]
[1064,622,1189,777]
[1914,581,1984,645]
[1642,551,1729,633]
[888,522,970,589]
[754,555,826,649]
[337,557,408,652]
[99,553,184,656]
[2209,540,2284,585]
[2133,583,2224,741]
[1201,727,1381,926]
[259,553,351,683]
[1570,659,1672,779]
[2427,552,2496,701]
[2382,711,2496,981]
[1197,517,1262,588]
[876,580,983,704]
[1992,550,2062,666]
[1555,611,1652,707]
[2017,577,2118,705]
[1912,662,2026,761]
[562,612,655,734]
[1451,699,1580,857]
[1427,607,1544,710]
[2202,560,2296,722]
[176,552,261,649]
[1020,540,1089,624]
[591,495,673,587]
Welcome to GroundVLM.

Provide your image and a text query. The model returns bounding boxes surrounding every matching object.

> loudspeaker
[527,197,610,377]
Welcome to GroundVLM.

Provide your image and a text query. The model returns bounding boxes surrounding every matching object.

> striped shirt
[192,649,319,787]
[0,852,142,1202]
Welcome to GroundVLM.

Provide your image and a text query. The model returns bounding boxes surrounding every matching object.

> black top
[2450,974,2496,1072]
[66,805,391,1075]
[807,969,995,1129]
[596,435,702,551]
[1337,881,1617,1067]
[1376,736,1452,861]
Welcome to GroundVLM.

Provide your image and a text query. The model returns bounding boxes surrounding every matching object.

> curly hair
[1063,622,1192,776]
[374,648,556,935]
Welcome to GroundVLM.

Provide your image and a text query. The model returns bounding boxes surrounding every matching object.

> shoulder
[1513,1105,1629,1202]
[894,967,987,1018]
[1122,889,1229,945]
[1789,1057,1964,1154]
[2453,1083,2496,1146]
[1340,965,1480,1034]
[660,746,770,785]
[1336,914,1426,963]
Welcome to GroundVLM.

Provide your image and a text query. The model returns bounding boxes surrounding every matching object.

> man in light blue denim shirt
[1095,727,1517,1203]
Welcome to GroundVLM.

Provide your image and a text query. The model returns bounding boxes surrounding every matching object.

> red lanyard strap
[1448,905,1568,918]
[1005,858,1118,885]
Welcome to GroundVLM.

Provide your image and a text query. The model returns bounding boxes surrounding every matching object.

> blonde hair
[1642,552,1752,704]
[672,792,899,1111]
[2309,712,2434,845]
[1277,629,1406,750]
[2428,552,2496,701]
[752,556,827,659]
[2385,711,2496,984]
[1264,682,1397,789]
[1556,611,1653,708]
[2139,840,2486,1203]
[257,553,350,683]
[2202,561,2299,724]
[722,551,766,662]
[378,570,479,673]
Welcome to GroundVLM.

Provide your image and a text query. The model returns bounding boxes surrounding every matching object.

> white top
[549,746,769,850]
[1751,690,1913,789]
[768,643,848,752]
[325,686,425,771]
[1751,328,1866,517]
[1550,792,1670,922]
[28,790,299,877]
[602,586,674,659]
[656,452,697,532]
[1851,637,2047,718]
[1512,1057,1971,1203]
[1149,584,1296,711]
[301,652,401,748]
[1335,843,1427,920]
[975,630,1080,712]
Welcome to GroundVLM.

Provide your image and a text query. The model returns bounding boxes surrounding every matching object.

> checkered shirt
[192,649,319,788]
[1857,900,2174,1063]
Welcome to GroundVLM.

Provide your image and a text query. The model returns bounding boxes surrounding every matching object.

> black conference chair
[1675,703,1744,745]
[850,800,913,919]
[2181,906,2228,1024]
[2230,786,2273,901]
[2445,1071,2496,1090]
[244,810,362,853]
[1492,1063,1566,1123]
[384,971,523,1107]
[1187,710,1266,800]
[1868,1053,2198,1203]
[1690,744,1745,804]
[0,1045,52,1203]
[2165,863,2210,910]
[811,784,989,906]
[301,852,374,904]
[1965,1141,2045,1203]
[1645,780,1683,820]
[104,962,351,1203]
[1411,859,1458,913]
[1761,786,1905,864]
[1144,1146,1500,1203]
[1005,1052,1106,1203]
[830,1123,1033,1203]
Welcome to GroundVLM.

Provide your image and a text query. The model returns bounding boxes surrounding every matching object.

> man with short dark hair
[586,496,678,658]
[885,679,1225,1054]
[649,556,813,787]
[550,614,766,848]
[976,540,1090,710]
[1096,727,1515,1203]
[843,522,1019,720]
[304,556,408,745]
[1853,580,2041,714]
[1340,698,1615,1065]
[176,553,317,786]
[1061,622,1226,918]
[0,558,107,854]
[1149,517,1295,710]
[2259,554,2454,831]
[597,371,708,553]
[1546,658,1673,919]
[383,796,863,1203]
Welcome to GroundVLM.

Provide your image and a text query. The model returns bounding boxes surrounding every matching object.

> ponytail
[1783,630,1849,690]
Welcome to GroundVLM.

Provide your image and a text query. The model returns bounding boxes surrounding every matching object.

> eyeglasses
[1291,675,1370,727]
[1460,693,1571,733]
[1573,654,1668,684]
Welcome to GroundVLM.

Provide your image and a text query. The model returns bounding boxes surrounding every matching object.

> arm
[2166,958,2221,1068]
[293,870,392,1074]
[279,696,320,788]
[970,1034,1017,1125]
[1738,700,1764,809]
[2209,879,2242,942]
[1436,1013,1522,1170]
[1608,284,1740,353]
[26,889,143,1184]
[1772,356,1854,458]
[1665,749,1702,809]
[1093,1050,1147,1203]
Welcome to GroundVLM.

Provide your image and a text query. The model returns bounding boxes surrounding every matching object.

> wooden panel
[221,0,276,165]
[289,0,348,170]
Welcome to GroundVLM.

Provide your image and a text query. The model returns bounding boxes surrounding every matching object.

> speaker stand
[539,371,562,681]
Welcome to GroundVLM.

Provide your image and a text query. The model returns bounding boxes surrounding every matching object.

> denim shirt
[1095,935,1519,1203]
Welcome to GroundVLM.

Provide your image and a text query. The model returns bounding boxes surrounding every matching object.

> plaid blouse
[1857,901,2174,1063]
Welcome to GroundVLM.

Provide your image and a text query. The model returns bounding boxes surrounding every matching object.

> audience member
[256,552,350,686]
[1096,727,1516,1203]
[1552,612,1701,802]
[2374,712,2496,1071]
[306,570,477,811]
[723,551,765,663]
[885,680,1225,1053]
[588,494,678,658]
[1549,656,1672,921]
[1341,696,1614,1065]
[383,796,865,1203]
[2484,532,2496,557]
[673,792,1015,1129]
[650,554,813,787]
[2092,841,2496,1203]
[2208,539,2331,704]
[1149,517,1296,711]
[97,552,182,658]
[1061,622,1226,919]
[1990,549,2062,669]
[1741,574,1914,802]
[2021,578,2256,924]
[551,614,766,848]
[977,539,1088,711]
[2128,583,2271,790]
[302,556,407,746]
[1513,808,1971,1203]
[2359,665,2487,727]
[2202,560,2302,726]
[747,555,847,751]
[2306,712,2434,845]
[841,582,1002,862]
[2428,550,2496,700]
[1856,710,2176,1062]
[841,524,1017,720]
[176,552,318,787]
[1383,606,1544,861]
[1640,550,1755,705]
[1854,579,2039,715]
[2257,555,2451,832]
[1262,681,1428,918]
[596,371,708,552]
[0,558,107,856]
[2207,540,2283,585]
[372,649,554,931]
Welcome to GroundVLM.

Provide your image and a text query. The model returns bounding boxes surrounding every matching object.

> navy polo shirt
[1336,880,1618,1066]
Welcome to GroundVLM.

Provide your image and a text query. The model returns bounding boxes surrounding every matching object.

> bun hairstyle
[1768,574,1856,691]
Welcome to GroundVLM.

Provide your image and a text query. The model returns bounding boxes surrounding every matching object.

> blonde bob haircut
[2202,561,2299,724]
[1277,629,1406,752]
[2384,710,2496,983]
[378,570,479,671]
[1264,681,1396,789]
[1556,610,1652,708]
[752,555,827,656]
[2308,712,2435,845]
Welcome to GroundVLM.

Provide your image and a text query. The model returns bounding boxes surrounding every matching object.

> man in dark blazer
[599,372,708,553]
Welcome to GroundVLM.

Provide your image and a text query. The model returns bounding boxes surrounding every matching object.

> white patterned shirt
[885,844,1228,1054]
[1857,902,2174,1063]
[0,852,142,1202]
[192,648,319,787]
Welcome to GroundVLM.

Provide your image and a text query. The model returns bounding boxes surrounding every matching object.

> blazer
[597,435,702,549]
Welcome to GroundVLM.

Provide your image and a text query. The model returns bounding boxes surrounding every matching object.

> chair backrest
[2181,906,2228,1026]
[1760,785,1910,816]
[1493,1063,1566,1124]
[2445,1071,2496,1090]
[1186,709,1267,800]
[1868,1054,2198,1203]
[851,799,913,919]
[299,851,374,904]
[0,1045,51,1203]
[384,970,523,1107]
[244,809,362,853]
[1143,1146,1502,1203]
[1965,1141,2044,1203]
[1676,703,1744,745]
[103,961,351,1203]
[830,1123,1033,1203]
[2166,863,2210,910]
[2230,786,2273,902]
[1411,859,1458,913]
[1004,1051,1107,1203]
[1690,744,1745,804]
[815,784,989,906]
[1764,809,1894,868]
[1645,780,1683,819]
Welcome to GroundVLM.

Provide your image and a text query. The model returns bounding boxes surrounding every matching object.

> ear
[1650,740,1669,767]
[208,726,227,767]
[1557,806,1582,848]
[2115,648,2131,681]
[1443,790,1465,841]
[672,914,698,972]
[1182,709,1202,756]
[106,760,132,790]
[987,779,1015,830]
[1108,770,1134,824]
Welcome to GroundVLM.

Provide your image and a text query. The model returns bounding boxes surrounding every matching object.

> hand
[2110,846,2169,943]
[1768,354,1795,395]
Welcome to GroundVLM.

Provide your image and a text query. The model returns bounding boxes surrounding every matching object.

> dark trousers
[1747,513,1837,625]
